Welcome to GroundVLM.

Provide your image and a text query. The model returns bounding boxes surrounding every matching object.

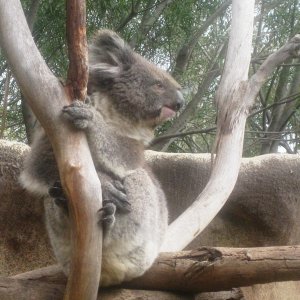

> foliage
[0,0,299,155]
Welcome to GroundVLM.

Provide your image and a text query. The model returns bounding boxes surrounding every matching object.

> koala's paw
[49,181,68,213]
[62,99,94,129]
[103,180,131,213]
[98,201,116,229]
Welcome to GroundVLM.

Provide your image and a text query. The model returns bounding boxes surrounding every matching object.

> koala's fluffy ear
[88,30,135,88]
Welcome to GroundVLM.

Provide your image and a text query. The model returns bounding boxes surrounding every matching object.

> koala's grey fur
[20,30,183,286]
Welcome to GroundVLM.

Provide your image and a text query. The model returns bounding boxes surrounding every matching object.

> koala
[20,30,183,286]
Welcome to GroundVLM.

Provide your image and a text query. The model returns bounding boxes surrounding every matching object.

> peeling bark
[66,0,88,101]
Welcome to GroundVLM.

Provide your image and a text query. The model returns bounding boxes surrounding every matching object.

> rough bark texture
[10,246,300,294]
[1,140,300,299]
[0,277,194,300]
[65,2,100,299]
[127,246,300,292]
[0,245,299,299]
[0,140,54,275]
[66,0,88,101]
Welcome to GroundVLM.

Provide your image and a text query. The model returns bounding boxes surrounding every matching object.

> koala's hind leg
[49,179,130,228]
[99,180,132,230]
[102,180,131,213]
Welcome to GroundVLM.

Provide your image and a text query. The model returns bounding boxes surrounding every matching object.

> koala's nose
[175,90,184,111]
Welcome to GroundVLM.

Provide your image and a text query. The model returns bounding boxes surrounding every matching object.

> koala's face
[88,30,184,128]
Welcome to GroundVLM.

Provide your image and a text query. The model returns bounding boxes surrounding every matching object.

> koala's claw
[54,197,69,212]
[49,181,68,213]
[49,181,64,198]
[62,100,93,129]
[104,180,131,213]
[98,201,116,229]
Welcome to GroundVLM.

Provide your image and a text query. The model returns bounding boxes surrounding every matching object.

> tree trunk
[0,1,102,299]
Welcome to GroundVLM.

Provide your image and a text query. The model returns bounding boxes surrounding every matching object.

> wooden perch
[2,246,300,299]
[0,1,102,300]
[162,0,300,252]
[128,246,300,292]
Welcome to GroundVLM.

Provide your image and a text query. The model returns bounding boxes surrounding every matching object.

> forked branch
[162,0,255,252]
[162,1,300,252]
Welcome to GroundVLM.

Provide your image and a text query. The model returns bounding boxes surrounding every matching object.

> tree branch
[129,0,175,48]
[162,0,256,252]
[115,0,142,32]
[66,0,88,100]
[248,34,300,99]
[249,92,300,118]
[172,0,231,78]
[0,277,194,300]
[0,1,102,300]
[0,70,11,138]
[21,0,40,143]
[162,2,300,253]
[151,42,225,151]
[26,0,40,31]
[150,127,217,146]
[4,246,300,298]
[127,246,300,292]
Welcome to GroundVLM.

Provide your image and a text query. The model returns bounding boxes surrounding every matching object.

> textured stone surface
[1,140,300,299]
[0,140,55,276]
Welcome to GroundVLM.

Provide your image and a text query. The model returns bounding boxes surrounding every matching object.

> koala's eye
[153,81,164,89]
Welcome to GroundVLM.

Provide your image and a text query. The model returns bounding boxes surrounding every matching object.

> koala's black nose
[175,90,184,111]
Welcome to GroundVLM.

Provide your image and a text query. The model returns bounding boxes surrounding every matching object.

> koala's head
[88,30,184,132]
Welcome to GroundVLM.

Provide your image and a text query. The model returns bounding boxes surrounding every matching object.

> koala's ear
[88,30,135,81]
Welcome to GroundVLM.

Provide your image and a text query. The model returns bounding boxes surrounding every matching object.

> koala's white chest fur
[101,222,160,286]
[94,94,155,146]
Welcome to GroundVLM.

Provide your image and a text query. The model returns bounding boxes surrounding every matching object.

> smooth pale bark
[0,1,102,300]
[162,2,300,252]
[162,0,256,252]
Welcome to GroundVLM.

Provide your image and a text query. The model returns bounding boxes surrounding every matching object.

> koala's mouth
[160,106,176,120]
